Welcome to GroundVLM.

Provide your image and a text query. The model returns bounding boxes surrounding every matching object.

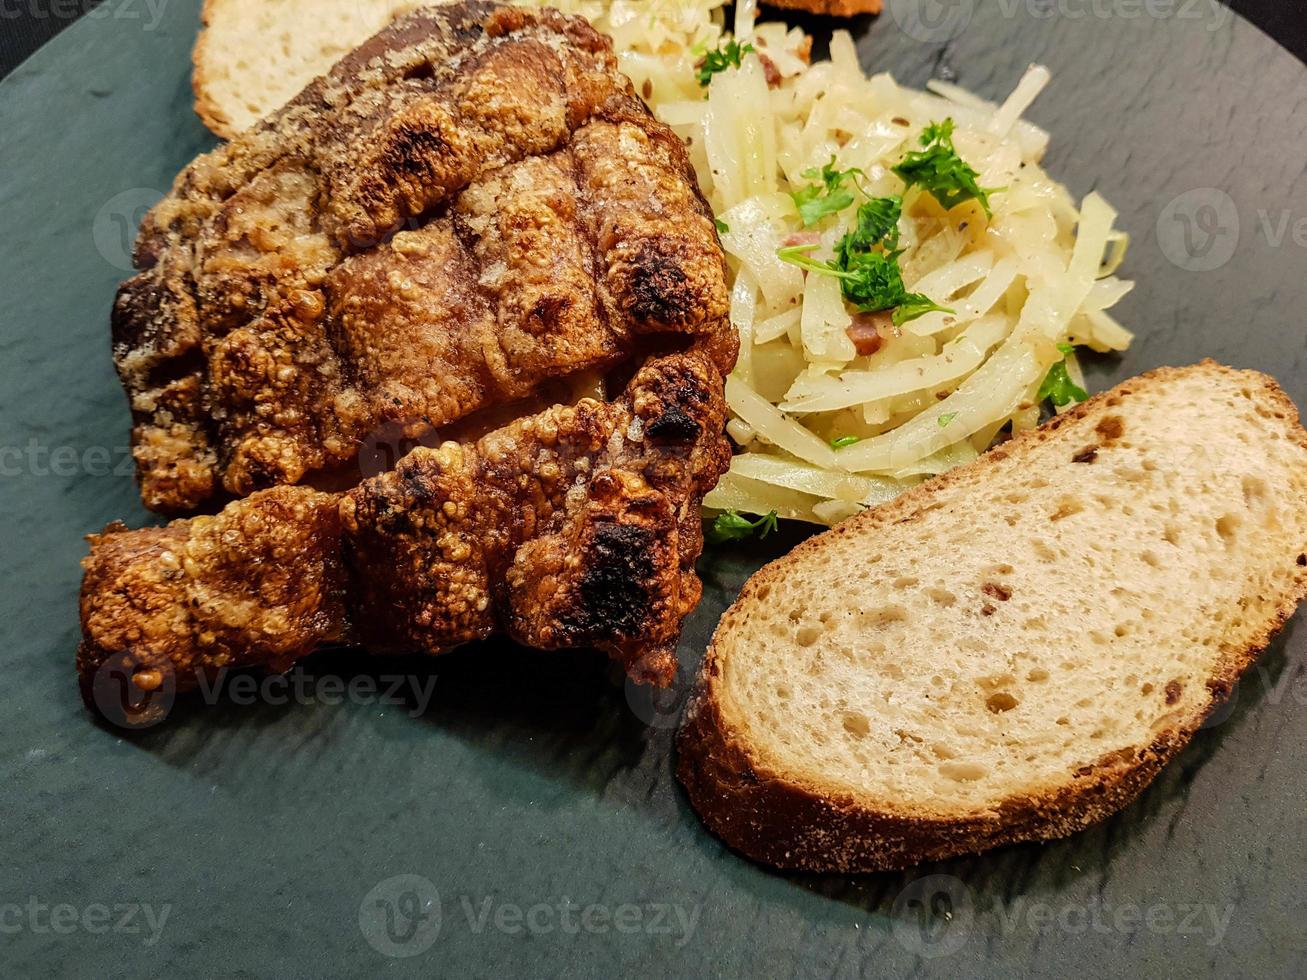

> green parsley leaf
[790,157,863,226]
[778,196,953,326]
[830,435,862,448]
[714,218,730,234]
[938,412,959,428]
[892,118,994,217]
[1037,346,1089,407]
[706,509,779,545]
[890,291,952,327]
[696,39,754,87]
[838,195,903,258]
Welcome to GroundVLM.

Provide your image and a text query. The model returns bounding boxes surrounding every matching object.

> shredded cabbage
[543,1,1134,526]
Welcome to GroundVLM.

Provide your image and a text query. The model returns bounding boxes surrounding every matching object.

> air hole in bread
[1141,549,1161,568]
[926,587,957,606]
[1215,513,1241,544]
[859,605,908,629]
[985,691,1019,713]
[893,576,919,589]
[1163,522,1182,546]
[1114,464,1147,483]
[1096,415,1126,440]
[1050,496,1084,521]
[939,761,986,782]
[842,712,871,738]
[1027,668,1050,682]
[796,625,822,647]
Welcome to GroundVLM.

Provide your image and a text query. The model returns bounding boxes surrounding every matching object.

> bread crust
[192,0,236,138]
[676,361,1307,872]
[763,0,883,17]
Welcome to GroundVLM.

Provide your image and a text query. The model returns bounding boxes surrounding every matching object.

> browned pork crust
[116,2,730,512]
[79,348,732,713]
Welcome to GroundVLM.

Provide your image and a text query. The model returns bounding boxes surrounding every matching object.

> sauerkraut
[547,0,1135,526]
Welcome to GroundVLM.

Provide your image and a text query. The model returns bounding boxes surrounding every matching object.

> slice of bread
[191,0,883,139]
[764,0,883,18]
[193,0,428,137]
[678,362,1307,872]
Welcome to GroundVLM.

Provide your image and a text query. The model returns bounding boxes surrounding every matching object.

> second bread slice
[677,362,1307,872]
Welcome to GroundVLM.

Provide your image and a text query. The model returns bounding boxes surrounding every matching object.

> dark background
[1,0,1304,80]
[3,0,1305,976]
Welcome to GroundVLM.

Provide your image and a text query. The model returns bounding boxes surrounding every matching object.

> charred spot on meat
[78,2,737,709]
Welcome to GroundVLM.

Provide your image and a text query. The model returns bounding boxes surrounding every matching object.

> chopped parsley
[838,195,903,257]
[696,39,754,87]
[1038,343,1089,407]
[937,412,959,428]
[892,118,994,217]
[830,435,862,448]
[714,218,730,235]
[778,196,951,327]
[706,509,779,545]
[790,157,863,226]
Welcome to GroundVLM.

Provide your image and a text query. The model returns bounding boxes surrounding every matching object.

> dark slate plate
[1,1,1304,976]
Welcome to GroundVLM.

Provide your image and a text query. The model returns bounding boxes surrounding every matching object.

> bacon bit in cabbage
[846,312,894,356]
[782,231,822,249]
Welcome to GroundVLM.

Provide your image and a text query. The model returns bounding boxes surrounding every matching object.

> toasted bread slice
[764,0,882,18]
[678,363,1307,872]
[192,0,881,138]
[192,0,427,137]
